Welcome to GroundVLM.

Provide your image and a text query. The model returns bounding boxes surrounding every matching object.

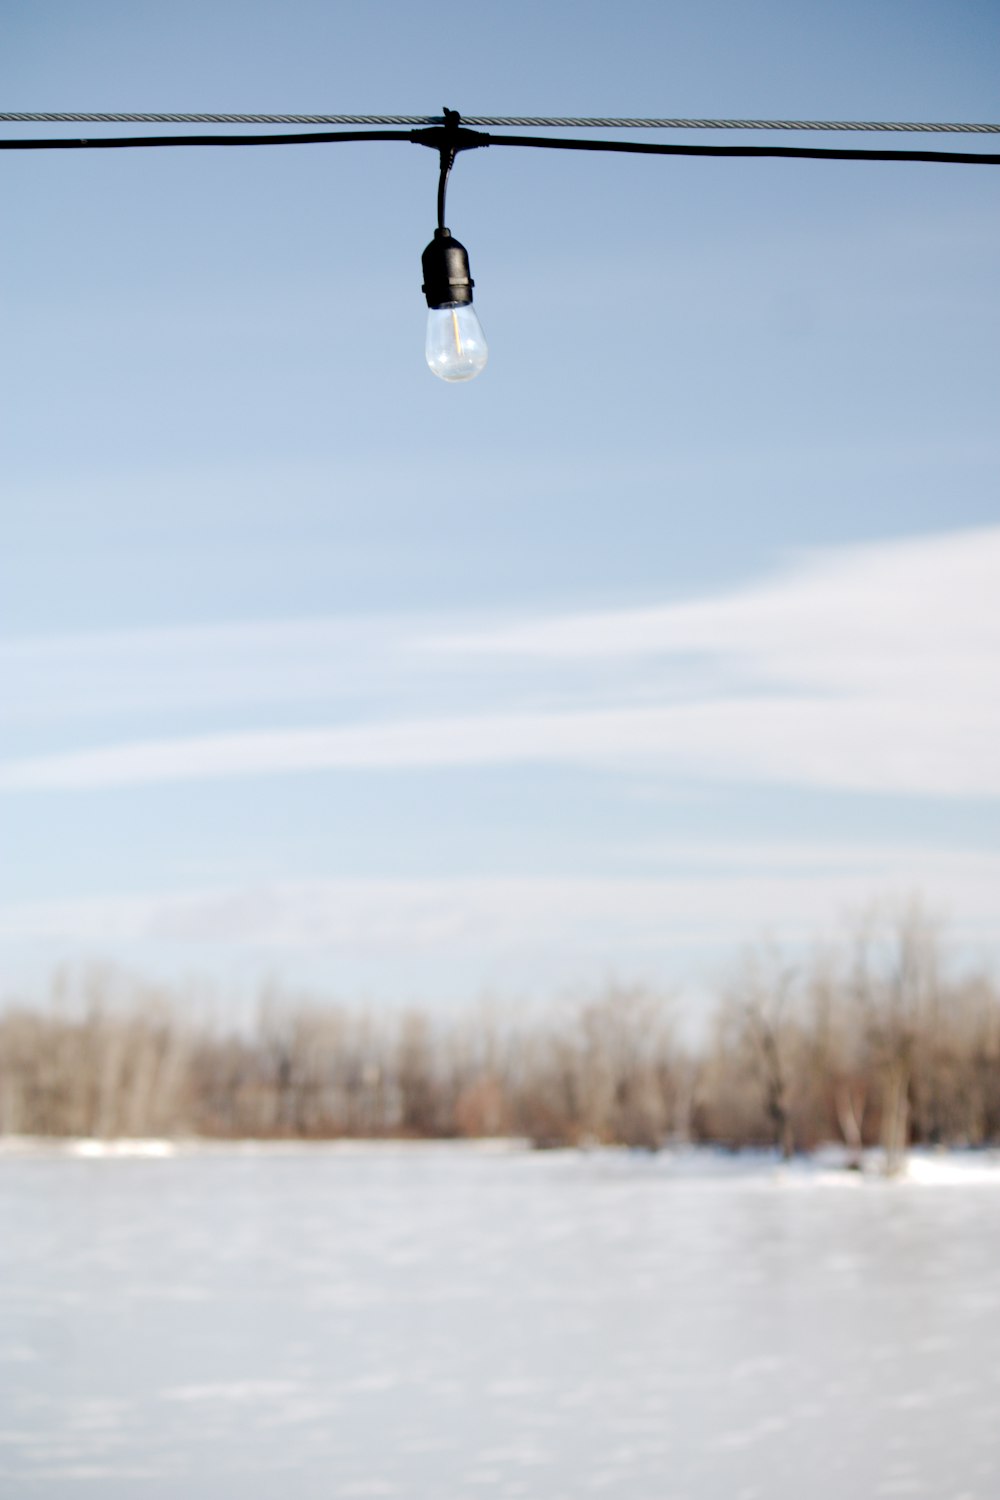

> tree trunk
[881,1062,910,1176]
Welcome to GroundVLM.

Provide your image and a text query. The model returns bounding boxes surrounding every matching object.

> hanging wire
[436,108,460,231]
[483,133,1000,165]
[0,111,999,132]
[0,127,996,165]
[437,149,455,230]
[0,129,415,151]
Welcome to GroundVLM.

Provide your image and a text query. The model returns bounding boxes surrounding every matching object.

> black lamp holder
[416,109,489,311]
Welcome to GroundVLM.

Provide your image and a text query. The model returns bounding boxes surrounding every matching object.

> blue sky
[1,1,998,1015]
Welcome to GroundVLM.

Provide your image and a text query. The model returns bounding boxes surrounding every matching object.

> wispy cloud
[426,525,999,686]
[4,846,998,957]
[0,616,422,722]
[1,526,997,798]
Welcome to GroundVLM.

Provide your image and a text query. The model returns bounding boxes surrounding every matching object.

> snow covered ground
[1,1143,998,1497]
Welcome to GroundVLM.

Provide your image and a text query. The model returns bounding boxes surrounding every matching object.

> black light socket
[421,228,475,309]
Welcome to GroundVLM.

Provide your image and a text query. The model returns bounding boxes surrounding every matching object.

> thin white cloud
[1,526,997,798]
[0,692,995,797]
[427,525,1000,685]
[0,617,422,722]
[3,847,999,957]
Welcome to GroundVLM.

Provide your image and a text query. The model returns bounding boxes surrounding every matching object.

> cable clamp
[410,108,490,154]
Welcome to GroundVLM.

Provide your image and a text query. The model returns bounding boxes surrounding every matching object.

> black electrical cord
[435,109,463,232]
[0,129,413,150]
[0,126,997,164]
[483,132,1000,165]
[437,149,454,231]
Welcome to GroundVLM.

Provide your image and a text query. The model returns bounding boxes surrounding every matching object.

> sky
[1,1,998,1018]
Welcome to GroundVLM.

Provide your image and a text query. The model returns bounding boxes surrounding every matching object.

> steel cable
[0,112,998,133]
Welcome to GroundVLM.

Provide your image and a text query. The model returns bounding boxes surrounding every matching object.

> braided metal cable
[0,112,432,126]
[469,117,1000,133]
[0,111,998,133]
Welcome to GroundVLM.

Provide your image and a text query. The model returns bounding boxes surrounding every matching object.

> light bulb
[425,302,488,381]
[421,228,488,383]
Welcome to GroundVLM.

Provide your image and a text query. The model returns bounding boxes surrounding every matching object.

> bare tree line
[2,905,998,1165]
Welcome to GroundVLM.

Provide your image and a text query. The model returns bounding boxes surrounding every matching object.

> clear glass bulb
[425,303,488,381]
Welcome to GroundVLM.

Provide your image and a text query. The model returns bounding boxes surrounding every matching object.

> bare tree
[849,900,942,1175]
[711,947,799,1158]
[2,932,998,1154]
